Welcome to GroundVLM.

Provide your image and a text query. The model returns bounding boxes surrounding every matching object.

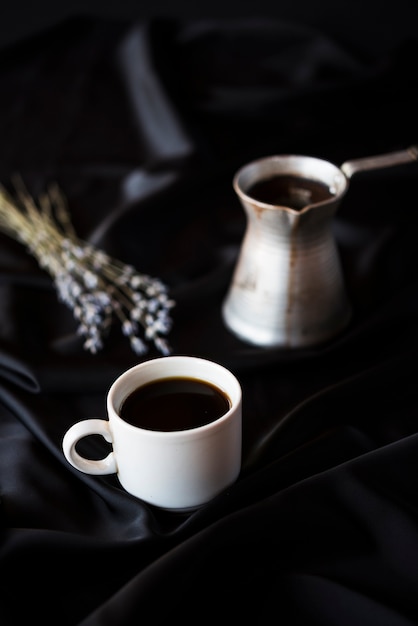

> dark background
[2,0,418,52]
[2,3,418,625]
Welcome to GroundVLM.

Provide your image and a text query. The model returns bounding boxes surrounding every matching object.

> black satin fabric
[2,13,418,625]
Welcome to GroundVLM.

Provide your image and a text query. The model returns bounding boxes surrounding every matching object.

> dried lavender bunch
[0,178,175,355]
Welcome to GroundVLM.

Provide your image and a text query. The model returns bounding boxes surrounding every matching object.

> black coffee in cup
[120,377,231,432]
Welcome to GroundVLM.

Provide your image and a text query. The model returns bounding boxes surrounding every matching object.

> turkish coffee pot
[222,146,418,348]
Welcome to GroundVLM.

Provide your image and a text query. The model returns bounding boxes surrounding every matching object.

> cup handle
[62,419,117,475]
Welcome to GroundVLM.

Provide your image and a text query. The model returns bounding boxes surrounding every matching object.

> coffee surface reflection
[120,377,231,431]
[247,174,335,210]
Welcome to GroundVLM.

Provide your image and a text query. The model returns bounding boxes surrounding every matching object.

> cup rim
[107,355,242,438]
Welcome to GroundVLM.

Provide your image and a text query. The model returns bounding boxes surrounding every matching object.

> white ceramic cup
[62,356,242,510]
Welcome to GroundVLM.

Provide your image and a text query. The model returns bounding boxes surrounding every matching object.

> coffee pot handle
[340,145,418,179]
[62,419,118,475]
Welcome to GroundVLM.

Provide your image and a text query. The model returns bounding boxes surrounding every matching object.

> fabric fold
[117,22,195,169]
